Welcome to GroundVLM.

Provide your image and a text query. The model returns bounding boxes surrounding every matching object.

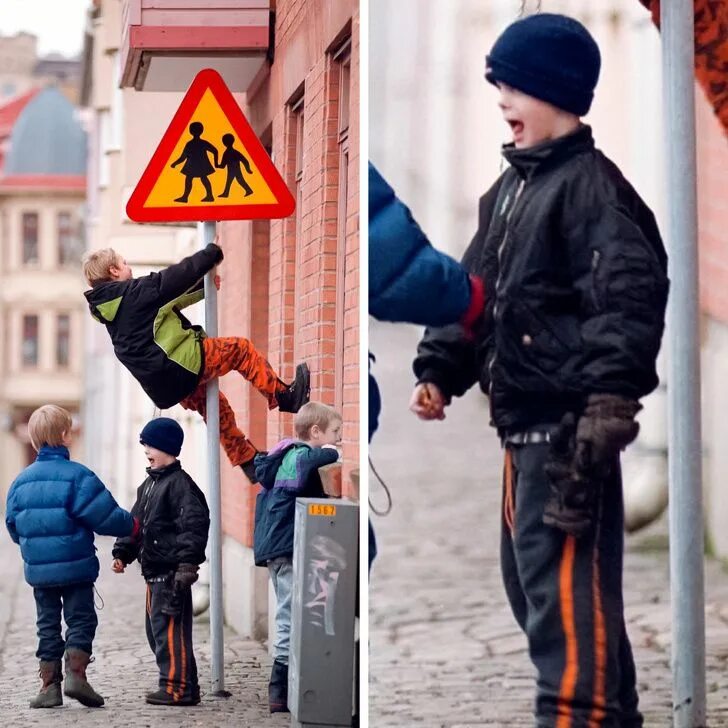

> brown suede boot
[29,659,63,708]
[63,648,104,707]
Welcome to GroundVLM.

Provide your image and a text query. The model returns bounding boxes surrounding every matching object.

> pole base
[211,689,233,698]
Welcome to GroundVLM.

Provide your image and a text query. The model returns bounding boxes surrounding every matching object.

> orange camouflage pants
[180,337,285,466]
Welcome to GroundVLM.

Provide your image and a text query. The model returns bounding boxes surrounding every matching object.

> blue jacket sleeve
[5,485,19,544]
[368,163,473,326]
[293,447,339,494]
[69,471,134,538]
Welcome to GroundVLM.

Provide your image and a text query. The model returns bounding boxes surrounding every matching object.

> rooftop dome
[4,86,86,176]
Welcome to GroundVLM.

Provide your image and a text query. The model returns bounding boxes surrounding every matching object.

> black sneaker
[275,363,311,413]
[240,453,266,484]
[145,688,200,706]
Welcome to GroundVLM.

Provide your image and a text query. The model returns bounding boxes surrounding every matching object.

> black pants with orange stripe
[501,443,641,728]
[145,580,199,701]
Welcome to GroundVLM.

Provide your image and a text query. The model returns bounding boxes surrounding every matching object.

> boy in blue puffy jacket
[5,404,138,710]
[253,401,342,713]
[368,162,486,566]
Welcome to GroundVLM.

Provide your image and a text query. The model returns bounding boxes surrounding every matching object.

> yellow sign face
[308,504,337,517]
[145,89,277,209]
[126,69,294,223]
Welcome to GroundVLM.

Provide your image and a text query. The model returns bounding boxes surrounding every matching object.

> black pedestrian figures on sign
[218,133,254,198]
[171,121,218,203]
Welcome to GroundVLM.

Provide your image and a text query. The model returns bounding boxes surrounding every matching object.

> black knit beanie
[485,13,601,116]
[139,417,184,457]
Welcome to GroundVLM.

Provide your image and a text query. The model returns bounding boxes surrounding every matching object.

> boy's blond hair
[82,248,121,287]
[28,405,72,451]
[294,402,342,441]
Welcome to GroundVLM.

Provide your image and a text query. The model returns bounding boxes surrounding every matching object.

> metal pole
[200,220,225,694]
[663,3,706,726]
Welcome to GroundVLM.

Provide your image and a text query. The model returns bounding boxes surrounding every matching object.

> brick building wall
[697,95,728,323]
[215,0,359,617]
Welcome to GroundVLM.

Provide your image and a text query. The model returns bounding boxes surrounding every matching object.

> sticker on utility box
[308,504,337,517]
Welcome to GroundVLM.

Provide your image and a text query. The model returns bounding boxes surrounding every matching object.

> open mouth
[507,119,524,138]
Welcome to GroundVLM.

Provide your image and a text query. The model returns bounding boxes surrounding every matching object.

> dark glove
[206,242,224,263]
[173,562,199,589]
[574,394,641,479]
[543,412,597,536]
[160,573,183,617]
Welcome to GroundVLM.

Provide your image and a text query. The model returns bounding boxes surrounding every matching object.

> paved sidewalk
[369,321,728,727]
[0,528,288,727]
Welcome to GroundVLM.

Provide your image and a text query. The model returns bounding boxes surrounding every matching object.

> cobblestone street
[369,322,728,727]
[0,529,287,727]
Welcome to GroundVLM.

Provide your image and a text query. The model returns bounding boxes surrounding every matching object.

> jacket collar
[146,459,182,481]
[36,445,70,461]
[502,124,594,180]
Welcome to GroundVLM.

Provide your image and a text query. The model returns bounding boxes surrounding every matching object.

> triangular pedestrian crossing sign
[126,69,295,223]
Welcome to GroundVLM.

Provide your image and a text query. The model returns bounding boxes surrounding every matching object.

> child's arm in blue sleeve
[293,447,339,493]
[68,471,134,538]
[369,163,481,327]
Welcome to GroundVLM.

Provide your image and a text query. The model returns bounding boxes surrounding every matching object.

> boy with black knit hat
[112,417,209,706]
[411,13,668,727]
[83,240,310,483]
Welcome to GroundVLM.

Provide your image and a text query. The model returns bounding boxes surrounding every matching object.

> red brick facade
[697,93,728,323]
[217,0,359,548]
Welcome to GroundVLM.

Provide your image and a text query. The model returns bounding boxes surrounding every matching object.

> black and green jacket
[84,243,223,409]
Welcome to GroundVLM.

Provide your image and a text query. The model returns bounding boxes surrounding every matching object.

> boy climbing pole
[82,241,310,483]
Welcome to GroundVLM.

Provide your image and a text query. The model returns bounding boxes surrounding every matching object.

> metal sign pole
[200,219,225,694]
[662,3,706,726]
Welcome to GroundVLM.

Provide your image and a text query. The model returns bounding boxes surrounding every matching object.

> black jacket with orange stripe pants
[113,460,209,703]
[414,127,668,727]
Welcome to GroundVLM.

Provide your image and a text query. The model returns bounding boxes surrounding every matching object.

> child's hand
[409,382,447,421]
[112,559,126,574]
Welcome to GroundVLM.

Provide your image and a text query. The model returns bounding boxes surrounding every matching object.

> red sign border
[126,69,295,223]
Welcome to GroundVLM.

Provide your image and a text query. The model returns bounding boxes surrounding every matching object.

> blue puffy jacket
[5,446,134,588]
[368,162,483,439]
[369,162,474,326]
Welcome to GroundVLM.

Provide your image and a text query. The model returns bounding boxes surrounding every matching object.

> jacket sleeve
[173,481,210,566]
[5,484,19,544]
[112,484,144,564]
[69,470,135,538]
[148,243,223,306]
[369,163,476,326]
[293,447,340,494]
[565,188,669,399]
[413,177,505,400]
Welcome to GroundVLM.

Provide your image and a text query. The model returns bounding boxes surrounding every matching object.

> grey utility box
[289,498,359,728]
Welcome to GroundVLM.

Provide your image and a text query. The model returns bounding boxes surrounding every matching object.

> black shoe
[275,363,311,414]
[173,196,189,203]
[268,660,289,713]
[201,195,215,202]
[145,688,200,706]
[240,452,266,484]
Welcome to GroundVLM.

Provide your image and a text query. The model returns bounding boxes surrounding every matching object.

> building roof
[2,86,86,181]
[0,88,38,139]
